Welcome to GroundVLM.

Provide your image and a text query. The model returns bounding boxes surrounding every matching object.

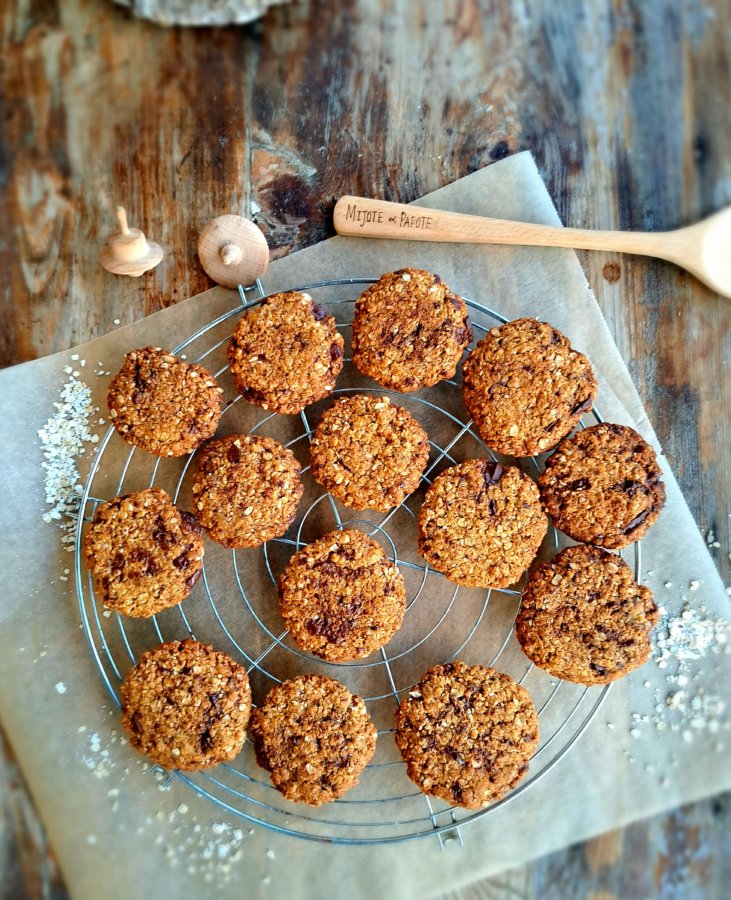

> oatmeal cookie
[83,488,204,618]
[462,318,597,457]
[227,291,344,414]
[192,434,303,548]
[250,674,377,805]
[418,459,547,588]
[120,639,251,770]
[310,394,430,511]
[107,347,223,457]
[395,661,539,808]
[278,528,406,662]
[351,268,472,391]
[538,423,666,549]
[516,544,658,684]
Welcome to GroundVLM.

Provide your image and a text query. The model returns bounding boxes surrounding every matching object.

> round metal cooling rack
[75,277,640,847]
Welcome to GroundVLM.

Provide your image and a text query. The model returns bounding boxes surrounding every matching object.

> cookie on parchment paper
[192,434,303,548]
[120,639,251,771]
[395,661,539,809]
[310,394,430,511]
[538,423,666,549]
[278,528,406,662]
[227,291,344,415]
[418,459,547,589]
[107,347,223,457]
[83,487,203,618]
[250,674,377,806]
[351,268,472,392]
[462,318,597,457]
[515,544,659,685]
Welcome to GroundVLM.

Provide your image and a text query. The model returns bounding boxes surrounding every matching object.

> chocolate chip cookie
[250,674,377,805]
[418,459,547,588]
[516,544,658,684]
[83,488,204,618]
[192,434,303,548]
[462,318,597,457]
[310,394,430,511]
[351,268,472,391]
[120,639,251,771]
[278,528,406,662]
[108,347,223,457]
[395,661,539,809]
[227,291,344,414]
[538,423,666,549]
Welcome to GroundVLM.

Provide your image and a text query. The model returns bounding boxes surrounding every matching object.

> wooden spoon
[333,195,731,298]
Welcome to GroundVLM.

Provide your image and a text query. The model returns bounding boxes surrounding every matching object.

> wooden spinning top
[198,215,269,289]
[100,207,164,277]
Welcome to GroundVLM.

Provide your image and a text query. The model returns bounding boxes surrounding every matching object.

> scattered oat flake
[38,372,99,551]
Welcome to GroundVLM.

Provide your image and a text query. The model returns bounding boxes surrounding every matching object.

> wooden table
[2,0,729,896]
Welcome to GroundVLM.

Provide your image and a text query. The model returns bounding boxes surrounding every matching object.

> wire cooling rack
[75,277,640,846]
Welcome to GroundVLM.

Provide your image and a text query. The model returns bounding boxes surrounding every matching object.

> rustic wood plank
[1,0,729,898]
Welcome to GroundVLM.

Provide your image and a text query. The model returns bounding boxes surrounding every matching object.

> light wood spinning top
[100,207,164,277]
[198,215,269,289]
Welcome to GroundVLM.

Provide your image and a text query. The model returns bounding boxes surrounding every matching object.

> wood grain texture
[1,0,730,898]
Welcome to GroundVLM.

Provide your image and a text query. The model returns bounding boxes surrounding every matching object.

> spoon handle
[334,195,667,258]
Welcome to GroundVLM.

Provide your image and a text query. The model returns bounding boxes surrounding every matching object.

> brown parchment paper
[1,153,729,900]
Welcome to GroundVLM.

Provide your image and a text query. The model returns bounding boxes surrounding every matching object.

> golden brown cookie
[395,661,539,809]
[107,347,223,457]
[516,544,658,684]
[462,318,597,457]
[310,394,430,511]
[192,434,303,549]
[227,292,344,414]
[538,423,666,549]
[351,268,472,391]
[83,488,204,618]
[250,674,377,805]
[120,639,251,771]
[418,459,547,589]
[278,528,406,662]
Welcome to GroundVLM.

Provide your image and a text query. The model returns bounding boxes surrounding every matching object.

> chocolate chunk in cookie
[418,459,547,588]
[351,268,472,392]
[538,423,666,549]
[278,528,406,662]
[83,488,204,618]
[516,544,659,684]
[462,318,597,457]
[250,674,377,805]
[395,661,539,808]
[310,394,430,511]
[192,434,303,548]
[227,292,344,415]
[120,639,251,770]
[107,347,223,457]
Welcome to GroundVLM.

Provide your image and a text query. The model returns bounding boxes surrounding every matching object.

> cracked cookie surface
[538,423,666,549]
[395,661,539,809]
[351,268,472,391]
[418,459,547,588]
[278,528,406,661]
[83,487,204,618]
[250,674,377,805]
[192,434,303,548]
[516,544,658,684]
[120,639,251,771]
[107,347,223,457]
[227,292,344,414]
[310,394,430,511]
[462,318,597,457]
